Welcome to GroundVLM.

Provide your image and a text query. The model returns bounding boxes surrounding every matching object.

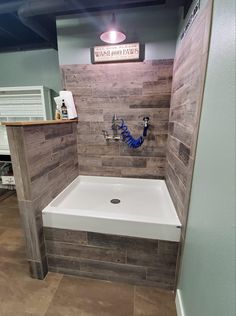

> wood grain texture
[2,119,78,126]
[166,0,213,235]
[45,227,179,289]
[6,127,32,201]
[46,240,126,264]
[61,59,173,178]
[6,122,79,279]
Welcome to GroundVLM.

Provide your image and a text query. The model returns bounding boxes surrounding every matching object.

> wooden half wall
[5,120,79,279]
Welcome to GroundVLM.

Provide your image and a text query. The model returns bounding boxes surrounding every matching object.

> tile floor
[0,193,177,316]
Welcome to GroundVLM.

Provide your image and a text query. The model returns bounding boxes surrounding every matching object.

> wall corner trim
[175,289,186,316]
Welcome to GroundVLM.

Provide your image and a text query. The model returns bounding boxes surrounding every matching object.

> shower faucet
[102,114,121,142]
[102,129,121,141]
[111,114,121,138]
[102,114,150,148]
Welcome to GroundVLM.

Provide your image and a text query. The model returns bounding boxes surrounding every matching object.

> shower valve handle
[143,117,150,128]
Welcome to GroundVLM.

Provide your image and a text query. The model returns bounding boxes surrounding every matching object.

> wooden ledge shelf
[2,119,78,127]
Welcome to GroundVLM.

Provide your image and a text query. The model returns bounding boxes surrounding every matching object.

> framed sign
[91,42,144,64]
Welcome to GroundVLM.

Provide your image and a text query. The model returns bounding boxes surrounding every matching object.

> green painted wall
[0,49,61,92]
[57,6,179,65]
[177,0,236,315]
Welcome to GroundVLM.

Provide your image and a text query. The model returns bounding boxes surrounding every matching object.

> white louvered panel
[0,96,41,99]
[0,92,41,97]
[0,88,40,94]
[0,107,44,117]
[0,92,40,96]
[0,99,42,106]
[0,86,53,154]
[0,92,43,117]
[0,125,9,153]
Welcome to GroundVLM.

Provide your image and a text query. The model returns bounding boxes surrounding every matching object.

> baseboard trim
[175,289,186,316]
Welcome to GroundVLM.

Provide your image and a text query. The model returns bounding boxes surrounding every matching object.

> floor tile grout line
[0,194,178,316]
[43,273,64,316]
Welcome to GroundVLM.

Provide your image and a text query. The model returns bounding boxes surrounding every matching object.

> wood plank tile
[48,255,147,282]
[87,232,159,251]
[165,0,213,233]
[46,240,126,264]
[63,60,173,178]
[44,227,88,244]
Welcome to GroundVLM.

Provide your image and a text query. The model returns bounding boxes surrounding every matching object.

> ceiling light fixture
[100,13,126,44]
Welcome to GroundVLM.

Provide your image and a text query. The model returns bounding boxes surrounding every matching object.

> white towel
[59,90,78,119]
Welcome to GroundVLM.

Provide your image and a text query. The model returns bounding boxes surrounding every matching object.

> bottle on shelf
[61,99,68,120]
[55,105,62,120]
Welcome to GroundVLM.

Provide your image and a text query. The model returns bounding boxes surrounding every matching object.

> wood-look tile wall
[7,123,79,279]
[61,60,173,179]
[166,0,213,233]
[44,227,179,290]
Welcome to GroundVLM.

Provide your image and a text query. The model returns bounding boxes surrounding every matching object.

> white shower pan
[42,175,181,242]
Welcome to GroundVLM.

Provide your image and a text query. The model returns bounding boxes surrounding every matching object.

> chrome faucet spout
[111,114,121,137]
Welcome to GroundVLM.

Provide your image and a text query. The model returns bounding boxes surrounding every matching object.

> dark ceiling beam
[16,0,166,18]
[0,0,170,52]
[0,26,20,41]
[0,41,53,53]
[17,0,69,18]
[16,0,166,50]
[61,1,167,16]
[0,1,24,14]
[17,14,57,49]
[0,14,43,42]
[17,3,58,49]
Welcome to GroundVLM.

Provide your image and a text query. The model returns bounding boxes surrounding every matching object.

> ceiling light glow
[100,13,126,44]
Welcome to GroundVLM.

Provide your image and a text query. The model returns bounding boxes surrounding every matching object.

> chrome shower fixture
[102,114,150,149]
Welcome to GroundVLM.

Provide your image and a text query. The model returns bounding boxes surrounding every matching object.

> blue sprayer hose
[118,119,144,149]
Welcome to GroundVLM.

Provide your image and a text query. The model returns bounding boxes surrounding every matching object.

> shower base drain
[110,199,121,204]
